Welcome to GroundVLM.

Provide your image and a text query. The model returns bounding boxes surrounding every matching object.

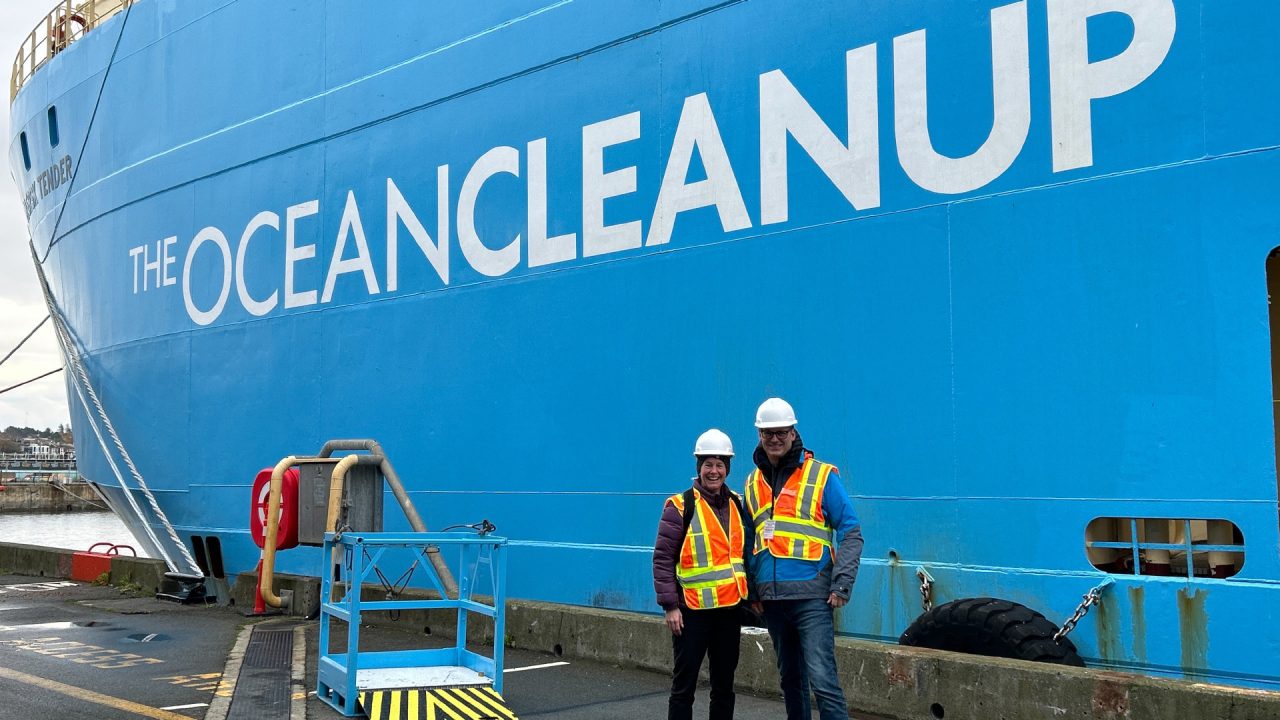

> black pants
[668,606,741,720]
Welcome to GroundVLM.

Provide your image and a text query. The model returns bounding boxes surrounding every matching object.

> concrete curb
[291,625,307,720]
[0,541,171,595]
[0,541,73,578]
[206,621,255,720]
[110,555,168,594]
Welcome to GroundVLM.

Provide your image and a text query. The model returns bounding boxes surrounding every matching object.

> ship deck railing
[10,0,135,103]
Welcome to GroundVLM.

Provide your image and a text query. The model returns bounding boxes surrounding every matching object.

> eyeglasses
[759,428,793,439]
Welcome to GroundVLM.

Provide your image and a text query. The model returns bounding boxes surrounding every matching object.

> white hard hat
[755,398,798,429]
[693,429,734,457]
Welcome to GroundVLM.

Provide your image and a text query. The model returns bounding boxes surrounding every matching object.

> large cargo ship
[9,0,1280,690]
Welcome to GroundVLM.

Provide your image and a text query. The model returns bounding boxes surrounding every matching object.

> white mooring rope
[30,241,202,577]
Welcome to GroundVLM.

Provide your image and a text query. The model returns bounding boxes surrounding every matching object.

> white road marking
[0,621,78,630]
[504,661,569,673]
[160,703,209,711]
[0,581,78,595]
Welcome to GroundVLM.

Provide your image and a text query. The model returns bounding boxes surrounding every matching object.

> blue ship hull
[9,0,1280,689]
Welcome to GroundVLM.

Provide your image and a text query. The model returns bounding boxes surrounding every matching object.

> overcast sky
[1,0,74,431]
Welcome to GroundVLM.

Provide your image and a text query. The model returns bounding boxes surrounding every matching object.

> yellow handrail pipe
[326,454,361,536]
[257,454,297,609]
[323,454,361,601]
[259,440,459,608]
[319,439,458,598]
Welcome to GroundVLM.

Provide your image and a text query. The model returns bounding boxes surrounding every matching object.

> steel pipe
[319,439,457,597]
[258,454,297,609]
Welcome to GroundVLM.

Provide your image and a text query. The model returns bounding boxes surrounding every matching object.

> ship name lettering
[155,0,1175,327]
[22,155,74,219]
[127,236,179,294]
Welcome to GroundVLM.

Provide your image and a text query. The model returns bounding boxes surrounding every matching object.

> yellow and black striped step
[358,686,518,720]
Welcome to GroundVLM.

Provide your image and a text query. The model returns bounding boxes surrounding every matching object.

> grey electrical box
[297,460,384,546]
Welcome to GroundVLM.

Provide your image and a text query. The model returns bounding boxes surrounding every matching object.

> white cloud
[1,0,74,430]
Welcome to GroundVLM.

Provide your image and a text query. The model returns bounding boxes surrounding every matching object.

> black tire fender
[898,597,1085,666]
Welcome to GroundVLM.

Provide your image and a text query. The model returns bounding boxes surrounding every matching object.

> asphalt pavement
[0,574,888,719]
[303,621,890,719]
[0,574,247,719]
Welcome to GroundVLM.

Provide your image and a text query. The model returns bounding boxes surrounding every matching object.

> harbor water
[0,510,149,557]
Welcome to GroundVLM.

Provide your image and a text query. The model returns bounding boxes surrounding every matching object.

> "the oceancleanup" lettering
[123,0,1176,327]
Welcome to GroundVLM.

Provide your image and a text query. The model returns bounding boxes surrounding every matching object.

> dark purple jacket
[652,479,744,611]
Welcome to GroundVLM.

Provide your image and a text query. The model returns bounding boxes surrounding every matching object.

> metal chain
[916,568,934,612]
[1054,579,1114,643]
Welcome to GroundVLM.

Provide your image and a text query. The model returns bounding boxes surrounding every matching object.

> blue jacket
[746,438,864,601]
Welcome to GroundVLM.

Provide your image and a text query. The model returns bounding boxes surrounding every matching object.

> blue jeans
[762,598,848,720]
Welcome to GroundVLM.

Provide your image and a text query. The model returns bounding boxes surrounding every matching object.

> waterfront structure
[0,450,78,484]
[8,0,1280,690]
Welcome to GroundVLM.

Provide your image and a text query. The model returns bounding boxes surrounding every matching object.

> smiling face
[698,457,727,492]
[759,426,795,465]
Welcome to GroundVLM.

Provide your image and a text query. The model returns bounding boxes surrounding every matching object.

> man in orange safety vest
[744,398,863,720]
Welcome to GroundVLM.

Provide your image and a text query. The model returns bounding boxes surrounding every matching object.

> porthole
[47,106,60,147]
[1086,517,1244,578]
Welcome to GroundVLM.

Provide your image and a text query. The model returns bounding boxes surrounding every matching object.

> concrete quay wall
[0,541,1276,719]
[0,481,103,513]
[0,541,168,592]
[232,573,1280,720]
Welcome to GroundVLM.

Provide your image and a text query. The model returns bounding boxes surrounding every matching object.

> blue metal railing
[317,531,508,717]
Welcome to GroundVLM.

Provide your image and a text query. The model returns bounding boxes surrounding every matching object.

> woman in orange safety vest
[652,429,753,720]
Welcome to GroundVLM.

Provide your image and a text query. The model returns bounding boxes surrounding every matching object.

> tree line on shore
[0,425,73,454]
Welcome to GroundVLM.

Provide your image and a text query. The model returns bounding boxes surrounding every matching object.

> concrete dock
[0,574,241,719]
[0,572,834,720]
[3,541,1280,719]
[0,480,104,512]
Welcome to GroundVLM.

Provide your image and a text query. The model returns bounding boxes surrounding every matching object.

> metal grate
[244,628,292,668]
[226,627,293,720]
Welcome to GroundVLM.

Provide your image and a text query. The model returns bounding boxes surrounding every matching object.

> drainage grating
[226,627,294,720]
[244,628,292,668]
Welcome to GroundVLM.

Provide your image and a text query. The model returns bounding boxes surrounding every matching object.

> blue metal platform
[316,531,508,717]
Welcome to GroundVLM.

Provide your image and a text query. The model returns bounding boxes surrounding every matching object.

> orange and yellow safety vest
[666,489,748,610]
[744,457,835,560]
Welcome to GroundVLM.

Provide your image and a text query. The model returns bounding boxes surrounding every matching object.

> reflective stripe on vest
[668,489,748,610]
[744,458,834,560]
